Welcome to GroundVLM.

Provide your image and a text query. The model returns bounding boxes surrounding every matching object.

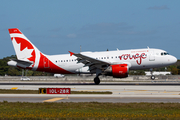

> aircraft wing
[69,51,110,72]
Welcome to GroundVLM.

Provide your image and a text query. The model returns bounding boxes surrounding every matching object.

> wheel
[151,75,155,80]
[94,77,100,85]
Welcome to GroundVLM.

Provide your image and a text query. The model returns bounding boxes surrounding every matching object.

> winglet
[69,51,75,56]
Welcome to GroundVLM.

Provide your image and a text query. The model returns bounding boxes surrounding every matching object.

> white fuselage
[46,48,177,74]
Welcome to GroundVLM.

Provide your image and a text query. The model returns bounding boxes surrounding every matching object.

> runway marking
[43,98,66,102]
[114,90,180,95]
[81,89,111,91]
[11,87,18,90]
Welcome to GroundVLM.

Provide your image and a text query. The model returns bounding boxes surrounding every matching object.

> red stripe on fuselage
[37,53,73,74]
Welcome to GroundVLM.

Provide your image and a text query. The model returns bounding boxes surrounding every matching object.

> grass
[0,89,179,119]
[0,102,180,119]
[0,89,112,94]
[0,89,38,94]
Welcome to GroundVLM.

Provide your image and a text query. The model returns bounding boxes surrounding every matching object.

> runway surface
[0,94,180,103]
[0,82,180,103]
[1,82,180,85]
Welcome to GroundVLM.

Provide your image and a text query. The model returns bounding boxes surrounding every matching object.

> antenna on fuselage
[147,46,149,49]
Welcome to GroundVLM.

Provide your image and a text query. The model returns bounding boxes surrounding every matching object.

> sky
[0,0,180,59]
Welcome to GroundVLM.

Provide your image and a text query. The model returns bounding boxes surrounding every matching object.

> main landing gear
[94,77,100,85]
[94,69,102,85]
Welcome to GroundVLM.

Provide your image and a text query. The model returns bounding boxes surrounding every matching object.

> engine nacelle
[104,64,128,78]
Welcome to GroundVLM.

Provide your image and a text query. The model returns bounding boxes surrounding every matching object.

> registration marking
[81,89,111,91]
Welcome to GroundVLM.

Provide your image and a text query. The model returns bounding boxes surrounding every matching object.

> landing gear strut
[94,77,100,85]
[150,68,155,80]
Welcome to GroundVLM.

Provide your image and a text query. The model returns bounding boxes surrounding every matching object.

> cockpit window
[161,52,169,56]
[164,52,169,55]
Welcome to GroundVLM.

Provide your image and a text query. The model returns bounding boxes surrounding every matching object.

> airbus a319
[7,28,177,84]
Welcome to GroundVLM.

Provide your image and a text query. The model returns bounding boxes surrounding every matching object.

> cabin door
[149,50,155,61]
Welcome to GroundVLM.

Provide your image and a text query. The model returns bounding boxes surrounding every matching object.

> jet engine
[104,64,128,78]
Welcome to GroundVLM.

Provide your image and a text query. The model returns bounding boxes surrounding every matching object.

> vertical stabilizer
[8,28,40,60]
[8,28,42,69]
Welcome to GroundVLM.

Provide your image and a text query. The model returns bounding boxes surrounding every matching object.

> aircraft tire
[151,75,155,80]
[94,77,100,85]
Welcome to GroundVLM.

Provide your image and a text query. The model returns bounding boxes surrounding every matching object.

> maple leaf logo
[12,37,36,67]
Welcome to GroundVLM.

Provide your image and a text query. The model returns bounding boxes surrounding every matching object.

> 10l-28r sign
[47,88,71,94]
[39,88,71,94]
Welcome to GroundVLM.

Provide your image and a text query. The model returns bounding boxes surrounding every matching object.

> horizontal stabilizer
[9,59,33,67]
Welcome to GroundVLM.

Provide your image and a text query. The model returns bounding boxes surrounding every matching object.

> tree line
[0,55,179,76]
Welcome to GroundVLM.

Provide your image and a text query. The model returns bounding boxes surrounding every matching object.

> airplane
[7,28,177,84]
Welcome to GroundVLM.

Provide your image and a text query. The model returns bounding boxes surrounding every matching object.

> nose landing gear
[151,75,155,80]
[150,68,155,80]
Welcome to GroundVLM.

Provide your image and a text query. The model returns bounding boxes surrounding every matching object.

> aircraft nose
[171,56,177,64]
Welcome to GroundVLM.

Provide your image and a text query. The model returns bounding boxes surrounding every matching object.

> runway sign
[39,88,71,94]
[39,88,46,94]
